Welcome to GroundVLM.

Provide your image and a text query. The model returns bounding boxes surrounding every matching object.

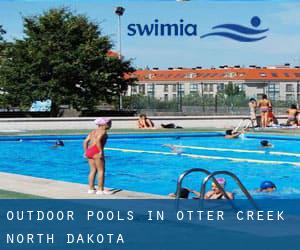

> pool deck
[0,172,166,199]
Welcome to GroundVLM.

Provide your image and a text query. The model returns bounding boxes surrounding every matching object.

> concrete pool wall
[0,115,288,130]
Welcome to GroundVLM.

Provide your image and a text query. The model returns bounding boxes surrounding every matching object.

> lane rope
[172,145,300,158]
[105,147,300,167]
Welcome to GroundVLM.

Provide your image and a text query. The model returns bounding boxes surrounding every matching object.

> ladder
[175,168,258,209]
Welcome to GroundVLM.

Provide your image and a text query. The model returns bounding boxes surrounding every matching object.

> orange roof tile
[132,67,300,82]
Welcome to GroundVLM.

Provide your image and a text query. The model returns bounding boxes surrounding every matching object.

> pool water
[1,132,300,198]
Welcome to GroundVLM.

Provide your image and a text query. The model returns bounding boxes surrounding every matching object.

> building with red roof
[127,65,300,102]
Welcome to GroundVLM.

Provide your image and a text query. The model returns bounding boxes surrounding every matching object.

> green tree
[224,82,244,96]
[0,8,136,115]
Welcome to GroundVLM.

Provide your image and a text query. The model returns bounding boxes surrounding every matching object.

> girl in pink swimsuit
[83,118,111,195]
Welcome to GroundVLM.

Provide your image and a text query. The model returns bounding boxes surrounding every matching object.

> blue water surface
[1,132,300,198]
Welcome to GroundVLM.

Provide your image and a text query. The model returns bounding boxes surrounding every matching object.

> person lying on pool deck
[137,114,155,129]
[83,117,112,195]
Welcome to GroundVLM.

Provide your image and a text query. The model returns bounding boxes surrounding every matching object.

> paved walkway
[0,172,165,199]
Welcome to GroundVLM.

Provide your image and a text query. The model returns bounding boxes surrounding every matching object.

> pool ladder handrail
[200,170,258,210]
[175,168,232,201]
[176,168,258,210]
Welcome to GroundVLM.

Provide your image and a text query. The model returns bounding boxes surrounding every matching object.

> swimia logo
[127,16,269,42]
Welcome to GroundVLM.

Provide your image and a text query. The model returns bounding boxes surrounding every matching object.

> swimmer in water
[168,187,190,199]
[51,140,64,148]
[260,140,273,148]
[162,144,183,155]
[257,181,276,193]
[187,178,234,200]
[224,129,244,139]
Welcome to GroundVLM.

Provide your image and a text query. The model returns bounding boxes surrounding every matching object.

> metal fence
[123,94,294,116]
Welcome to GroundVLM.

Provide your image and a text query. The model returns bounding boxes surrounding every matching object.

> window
[179,84,184,92]
[286,94,294,101]
[268,83,279,92]
[224,72,237,78]
[164,85,169,92]
[217,83,225,92]
[260,72,267,77]
[295,73,300,77]
[185,73,196,78]
[164,94,168,101]
[268,83,279,100]
[131,86,137,94]
[147,84,154,96]
[203,84,209,92]
[286,84,294,92]
[297,94,300,101]
[173,94,177,100]
[147,84,154,92]
[144,74,154,79]
[139,85,145,95]
[284,73,289,77]
[190,83,198,92]
[237,84,244,91]
[271,73,278,77]
[209,84,214,92]
[172,84,177,92]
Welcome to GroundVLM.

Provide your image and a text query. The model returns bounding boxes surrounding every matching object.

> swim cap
[94,117,111,126]
[260,140,269,147]
[216,178,226,186]
[260,181,276,190]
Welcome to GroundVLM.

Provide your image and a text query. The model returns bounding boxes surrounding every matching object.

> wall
[0,115,288,131]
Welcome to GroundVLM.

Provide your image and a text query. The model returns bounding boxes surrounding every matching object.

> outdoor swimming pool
[0,132,300,198]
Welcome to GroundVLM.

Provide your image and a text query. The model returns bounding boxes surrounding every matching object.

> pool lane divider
[105,147,300,167]
[172,145,300,158]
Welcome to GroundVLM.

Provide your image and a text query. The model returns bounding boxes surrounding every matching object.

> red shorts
[86,145,101,159]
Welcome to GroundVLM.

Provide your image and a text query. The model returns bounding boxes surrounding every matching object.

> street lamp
[115,6,125,110]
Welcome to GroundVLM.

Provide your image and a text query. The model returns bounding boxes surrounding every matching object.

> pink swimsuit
[85,145,101,159]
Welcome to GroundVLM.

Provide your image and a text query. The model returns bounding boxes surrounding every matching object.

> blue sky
[0,0,300,69]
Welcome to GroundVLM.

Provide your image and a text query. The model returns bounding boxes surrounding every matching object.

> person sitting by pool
[51,140,64,148]
[224,129,243,139]
[257,181,276,193]
[137,114,155,129]
[260,140,273,148]
[286,104,298,126]
[83,117,112,195]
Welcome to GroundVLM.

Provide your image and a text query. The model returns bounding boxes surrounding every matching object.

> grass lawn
[0,189,43,199]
